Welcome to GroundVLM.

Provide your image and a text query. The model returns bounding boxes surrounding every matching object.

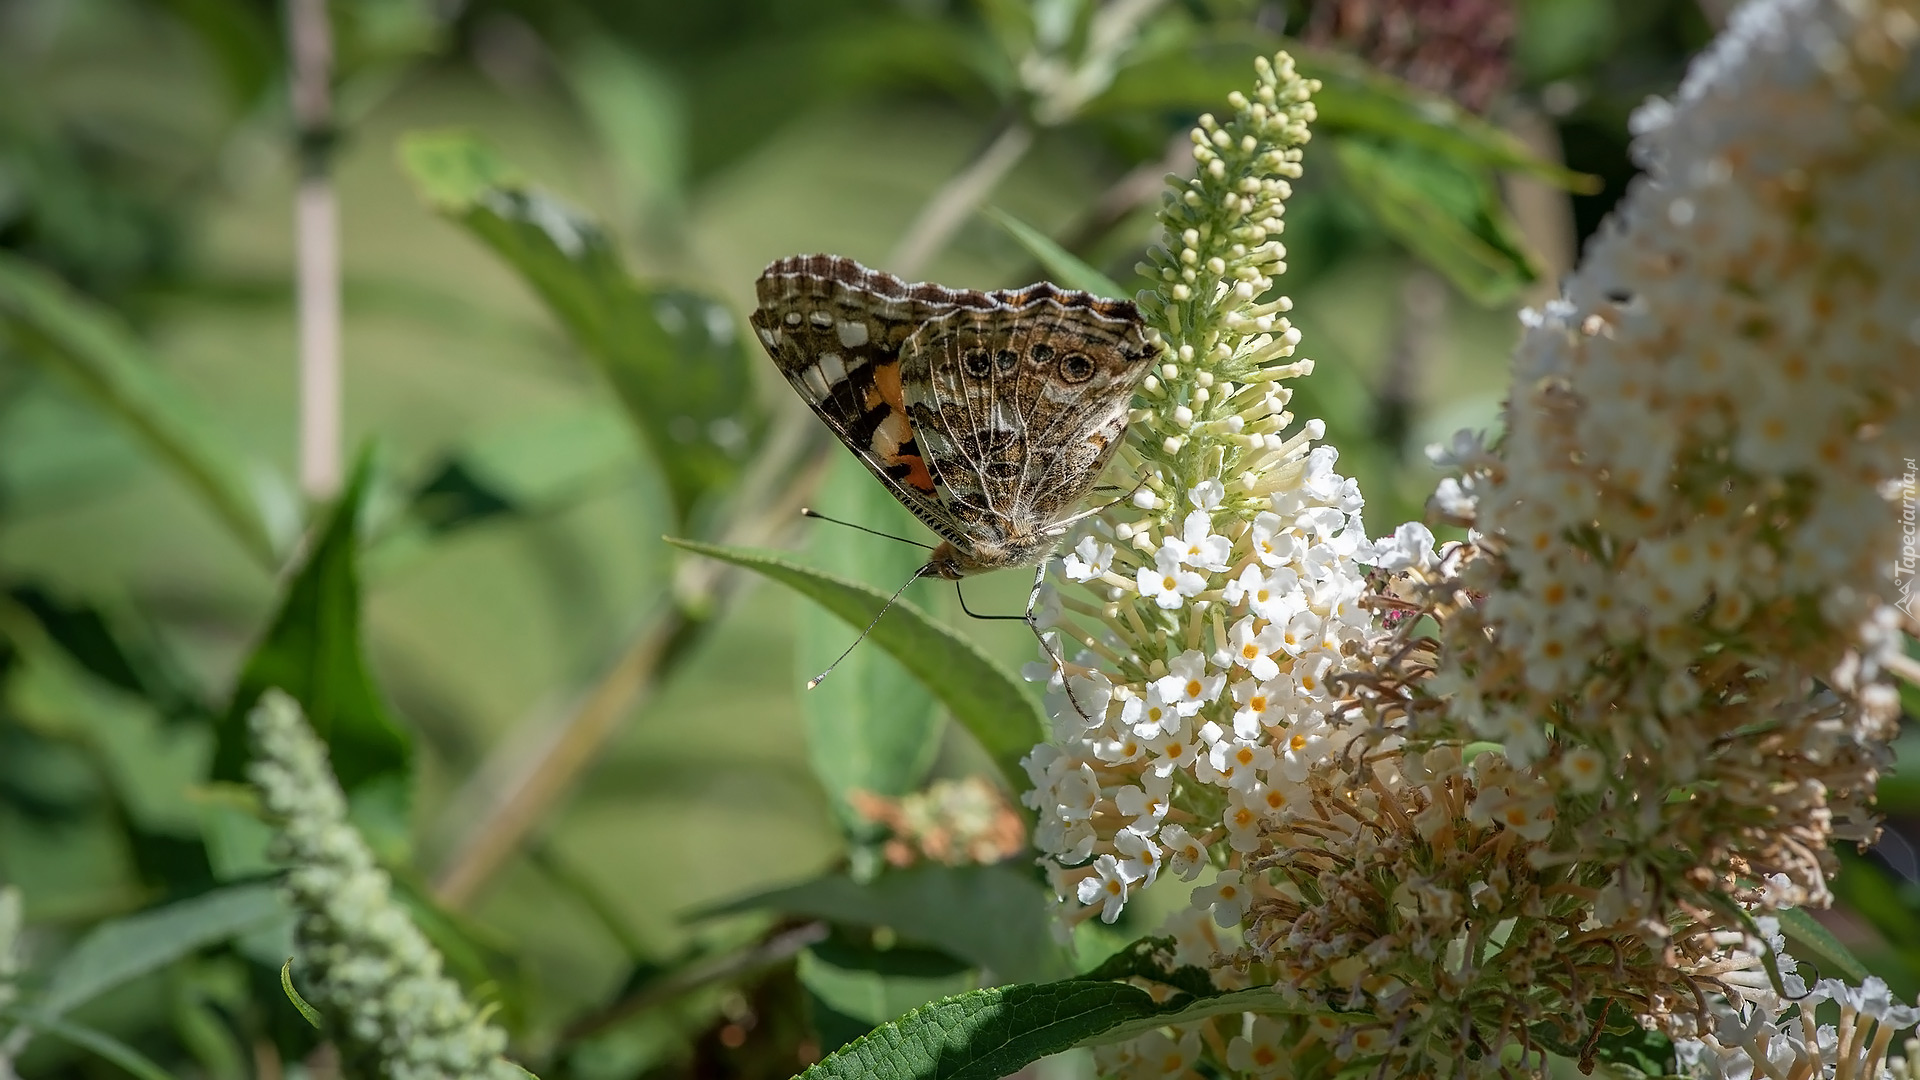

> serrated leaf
[0,1006,184,1080]
[1076,937,1215,998]
[214,452,411,794]
[799,974,1294,1080]
[1332,137,1539,305]
[701,863,1070,985]
[1089,986,1297,1044]
[36,883,284,1019]
[799,455,943,840]
[666,539,1045,792]
[398,130,761,527]
[1775,906,1871,984]
[985,208,1124,298]
[0,252,288,564]
[798,980,1161,1080]
[280,959,324,1029]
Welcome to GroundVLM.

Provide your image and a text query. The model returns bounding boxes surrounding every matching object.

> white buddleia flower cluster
[1022,0,1920,1075]
[1020,51,1384,948]
[1413,0,1917,934]
[249,692,523,1080]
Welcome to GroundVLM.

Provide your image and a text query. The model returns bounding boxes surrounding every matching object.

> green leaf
[1088,32,1595,190]
[36,883,284,1019]
[154,0,279,105]
[214,451,411,794]
[372,401,652,573]
[797,971,1293,1080]
[798,936,977,1033]
[984,208,1124,298]
[280,959,324,1029]
[0,1007,184,1080]
[1830,850,1920,997]
[564,39,687,228]
[1331,137,1539,306]
[397,130,762,526]
[798,455,944,842]
[702,863,1070,985]
[1878,724,1920,812]
[1775,906,1871,984]
[5,583,212,727]
[0,252,288,564]
[799,980,1161,1080]
[665,539,1045,794]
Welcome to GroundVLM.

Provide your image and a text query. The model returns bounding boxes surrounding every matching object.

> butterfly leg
[1024,560,1099,726]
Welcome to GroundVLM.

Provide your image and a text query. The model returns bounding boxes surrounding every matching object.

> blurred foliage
[0,0,1911,1077]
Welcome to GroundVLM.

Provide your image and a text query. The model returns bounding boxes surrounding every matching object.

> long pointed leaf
[214,452,411,793]
[0,1008,182,1080]
[701,863,1071,984]
[798,975,1291,1080]
[801,981,1161,1080]
[1332,137,1539,305]
[399,130,762,527]
[665,539,1044,793]
[799,455,942,839]
[0,253,287,564]
[1775,906,1871,984]
[985,209,1124,297]
[1088,32,1596,191]
[34,883,283,1018]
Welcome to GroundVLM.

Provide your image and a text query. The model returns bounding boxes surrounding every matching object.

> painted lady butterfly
[752,254,1157,601]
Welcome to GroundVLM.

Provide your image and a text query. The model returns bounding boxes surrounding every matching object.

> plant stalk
[289,0,341,501]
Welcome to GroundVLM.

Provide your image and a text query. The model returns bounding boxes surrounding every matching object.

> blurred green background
[8,1,1917,1078]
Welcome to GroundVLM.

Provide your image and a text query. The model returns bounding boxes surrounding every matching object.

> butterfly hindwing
[900,290,1154,546]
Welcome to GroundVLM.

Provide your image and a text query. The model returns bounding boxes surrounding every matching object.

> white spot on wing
[785,311,803,326]
[809,310,834,327]
[801,365,832,399]
[817,352,847,384]
[757,328,778,347]
[837,320,870,347]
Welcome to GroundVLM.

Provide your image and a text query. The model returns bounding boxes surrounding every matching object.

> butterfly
[752,254,1156,581]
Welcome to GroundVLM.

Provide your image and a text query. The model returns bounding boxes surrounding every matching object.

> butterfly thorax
[926,534,1055,579]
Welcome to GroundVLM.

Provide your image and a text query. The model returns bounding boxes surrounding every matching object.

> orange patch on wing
[870,359,907,412]
[894,453,935,492]
[873,409,936,493]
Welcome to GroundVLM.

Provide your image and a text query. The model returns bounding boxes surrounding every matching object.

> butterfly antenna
[806,564,930,690]
[800,508,932,550]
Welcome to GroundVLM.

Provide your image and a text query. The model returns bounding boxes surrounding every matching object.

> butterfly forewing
[752,255,966,544]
